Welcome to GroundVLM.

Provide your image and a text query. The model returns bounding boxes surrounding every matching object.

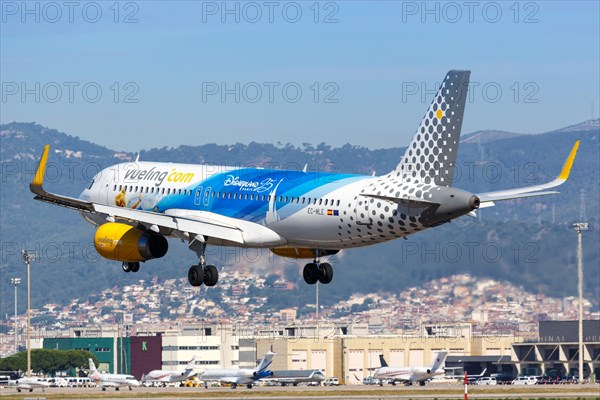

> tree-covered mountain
[0,121,598,318]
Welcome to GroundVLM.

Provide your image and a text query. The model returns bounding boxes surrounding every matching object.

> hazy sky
[1,1,599,151]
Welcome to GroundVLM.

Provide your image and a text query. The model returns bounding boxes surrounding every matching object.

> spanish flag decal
[327,210,339,216]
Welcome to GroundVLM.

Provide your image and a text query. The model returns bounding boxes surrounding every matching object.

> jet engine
[94,222,168,262]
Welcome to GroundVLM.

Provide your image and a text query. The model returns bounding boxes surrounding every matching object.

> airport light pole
[573,222,588,383]
[22,250,35,378]
[10,278,21,355]
[315,281,319,323]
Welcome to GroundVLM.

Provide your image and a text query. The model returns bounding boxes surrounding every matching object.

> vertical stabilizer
[429,351,448,371]
[378,354,389,368]
[88,358,97,372]
[393,70,470,186]
[256,351,275,373]
[186,355,197,369]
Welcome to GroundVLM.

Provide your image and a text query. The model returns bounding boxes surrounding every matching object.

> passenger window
[324,199,328,206]
[250,194,254,200]
[211,191,215,198]
[318,198,322,205]
[284,196,288,203]
[113,185,116,191]
[302,197,305,204]
[336,200,340,206]
[244,194,248,200]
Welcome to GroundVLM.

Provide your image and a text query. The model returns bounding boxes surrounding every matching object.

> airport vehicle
[88,358,140,391]
[374,351,448,386]
[512,376,540,385]
[29,71,580,288]
[199,351,274,389]
[141,355,197,386]
[323,377,340,386]
[0,375,10,387]
[47,377,68,387]
[490,373,514,385]
[11,377,50,393]
[475,376,497,385]
[265,369,326,386]
[363,376,380,385]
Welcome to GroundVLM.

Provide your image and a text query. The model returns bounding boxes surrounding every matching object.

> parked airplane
[29,71,580,287]
[11,377,50,393]
[265,369,326,386]
[467,368,488,384]
[88,358,140,391]
[373,351,448,386]
[199,351,274,389]
[141,356,197,386]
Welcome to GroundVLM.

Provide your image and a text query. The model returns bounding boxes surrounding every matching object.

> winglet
[557,140,580,180]
[32,145,50,187]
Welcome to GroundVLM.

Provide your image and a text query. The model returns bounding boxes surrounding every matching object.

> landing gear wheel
[188,265,204,287]
[122,262,131,273]
[130,262,140,273]
[247,383,253,389]
[303,263,319,284]
[203,265,219,286]
[318,263,333,284]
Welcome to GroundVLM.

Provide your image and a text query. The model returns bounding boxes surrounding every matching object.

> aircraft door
[194,186,203,206]
[203,187,212,207]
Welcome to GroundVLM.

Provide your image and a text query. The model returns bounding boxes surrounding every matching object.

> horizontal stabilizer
[477,141,579,207]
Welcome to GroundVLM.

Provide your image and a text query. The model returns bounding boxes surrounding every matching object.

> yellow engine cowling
[94,223,168,262]
[270,248,339,259]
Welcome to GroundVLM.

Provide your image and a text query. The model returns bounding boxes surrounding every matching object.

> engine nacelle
[94,223,168,262]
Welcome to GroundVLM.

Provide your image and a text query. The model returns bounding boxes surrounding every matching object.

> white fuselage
[80,161,445,250]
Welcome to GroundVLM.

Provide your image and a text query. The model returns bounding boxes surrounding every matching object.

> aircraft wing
[29,145,264,245]
[477,141,580,207]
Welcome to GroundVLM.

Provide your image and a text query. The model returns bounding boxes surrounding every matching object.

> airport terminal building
[35,320,599,382]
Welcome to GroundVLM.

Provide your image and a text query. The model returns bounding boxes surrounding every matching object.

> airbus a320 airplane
[30,71,580,287]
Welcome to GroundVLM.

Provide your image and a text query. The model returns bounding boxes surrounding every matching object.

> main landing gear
[122,262,140,273]
[187,235,219,287]
[303,260,333,285]
[188,264,218,287]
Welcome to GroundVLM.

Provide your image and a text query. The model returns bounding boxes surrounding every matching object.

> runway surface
[1,383,599,399]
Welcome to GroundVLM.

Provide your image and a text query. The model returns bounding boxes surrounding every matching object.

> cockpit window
[87,179,95,189]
